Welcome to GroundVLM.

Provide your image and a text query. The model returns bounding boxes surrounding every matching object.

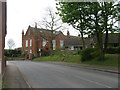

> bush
[77,50,81,55]
[106,47,120,54]
[4,49,22,57]
[81,48,95,62]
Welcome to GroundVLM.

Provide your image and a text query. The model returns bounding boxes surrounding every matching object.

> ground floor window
[68,46,74,50]
[30,50,32,54]
[52,40,56,50]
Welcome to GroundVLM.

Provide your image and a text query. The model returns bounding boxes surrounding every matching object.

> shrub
[106,47,120,54]
[77,50,81,55]
[81,48,95,62]
[4,49,22,57]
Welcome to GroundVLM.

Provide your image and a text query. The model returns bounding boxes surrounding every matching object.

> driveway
[8,61,118,88]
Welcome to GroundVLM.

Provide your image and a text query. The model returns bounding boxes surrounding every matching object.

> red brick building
[0,1,7,75]
[22,25,67,59]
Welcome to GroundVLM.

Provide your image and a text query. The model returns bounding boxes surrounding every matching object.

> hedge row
[106,47,120,54]
[4,49,22,57]
[81,47,119,62]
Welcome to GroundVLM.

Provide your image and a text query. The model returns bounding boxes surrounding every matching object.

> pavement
[3,62,30,89]
[2,61,119,88]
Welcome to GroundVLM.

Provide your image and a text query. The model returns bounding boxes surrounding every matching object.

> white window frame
[26,40,28,47]
[52,40,56,50]
[68,46,74,50]
[30,50,32,54]
[60,40,64,47]
[30,39,32,47]
[42,39,47,47]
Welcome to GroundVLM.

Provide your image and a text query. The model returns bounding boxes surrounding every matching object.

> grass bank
[33,52,81,63]
[82,54,119,67]
[33,52,118,67]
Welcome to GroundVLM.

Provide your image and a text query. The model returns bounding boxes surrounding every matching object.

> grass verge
[82,54,119,67]
[33,52,118,67]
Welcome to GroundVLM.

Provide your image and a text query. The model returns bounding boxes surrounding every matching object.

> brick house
[0,1,7,75]
[22,25,67,59]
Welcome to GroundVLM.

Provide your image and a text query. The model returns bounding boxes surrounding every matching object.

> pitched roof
[106,33,120,43]
[64,33,120,47]
[27,26,64,35]
[91,33,120,44]
[64,37,83,47]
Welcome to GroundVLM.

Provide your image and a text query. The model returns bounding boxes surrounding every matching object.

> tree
[7,39,15,49]
[100,2,119,53]
[38,8,66,50]
[87,2,119,60]
[57,1,119,60]
[57,2,90,49]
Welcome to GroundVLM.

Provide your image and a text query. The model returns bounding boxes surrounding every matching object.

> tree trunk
[103,2,108,53]
[95,12,105,61]
[80,31,85,49]
[104,28,108,53]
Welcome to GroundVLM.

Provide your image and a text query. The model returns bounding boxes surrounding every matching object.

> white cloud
[5,0,78,49]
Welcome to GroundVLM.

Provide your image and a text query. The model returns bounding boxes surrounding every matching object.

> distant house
[64,37,83,50]
[90,33,120,47]
[104,33,120,47]
[22,25,119,59]
[22,25,67,59]
[64,33,120,51]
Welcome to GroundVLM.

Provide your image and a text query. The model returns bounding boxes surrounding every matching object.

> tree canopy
[56,1,119,60]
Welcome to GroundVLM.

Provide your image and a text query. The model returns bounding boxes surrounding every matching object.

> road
[8,61,118,88]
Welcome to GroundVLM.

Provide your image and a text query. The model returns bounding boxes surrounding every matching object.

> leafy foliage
[106,47,120,54]
[4,49,22,57]
[81,48,95,62]
[57,2,119,60]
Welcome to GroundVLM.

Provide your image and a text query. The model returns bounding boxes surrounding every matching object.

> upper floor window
[26,40,28,47]
[28,31,30,35]
[30,39,32,47]
[60,40,64,47]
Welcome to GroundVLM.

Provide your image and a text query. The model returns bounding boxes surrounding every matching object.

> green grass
[6,57,25,61]
[33,52,81,63]
[33,52,119,67]
[82,54,119,67]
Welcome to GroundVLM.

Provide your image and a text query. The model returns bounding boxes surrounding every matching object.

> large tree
[57,1,119,60]
[57,2,90,49]
[38,8,65,50]
[100,2,119,53]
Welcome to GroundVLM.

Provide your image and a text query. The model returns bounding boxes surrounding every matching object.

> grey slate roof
[29,26,63,35]
[64,37,83,47]
[64,33,120,47]
[92,33,120,44]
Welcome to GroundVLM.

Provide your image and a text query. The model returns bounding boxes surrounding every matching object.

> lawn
[82,54,119,67]
[33,52,81,63]
[33,52,119,67]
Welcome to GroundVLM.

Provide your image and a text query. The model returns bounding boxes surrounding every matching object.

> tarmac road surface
[9,61,118,88]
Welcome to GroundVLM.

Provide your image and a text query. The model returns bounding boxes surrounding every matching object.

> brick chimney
[35,22,37,29]
[22,30,24,52]
[67,30,70,38]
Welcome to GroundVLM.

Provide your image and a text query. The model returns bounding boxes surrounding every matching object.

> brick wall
[22,27,67,58]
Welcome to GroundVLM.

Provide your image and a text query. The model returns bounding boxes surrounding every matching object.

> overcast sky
[5,0,79,49]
